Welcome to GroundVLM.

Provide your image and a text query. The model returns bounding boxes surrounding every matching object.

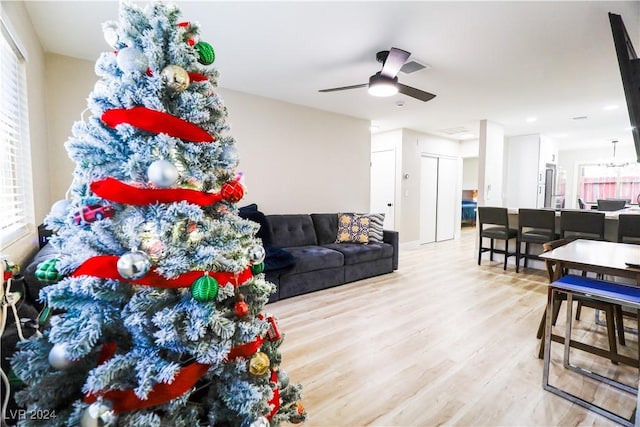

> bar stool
[559,210,605,242]
[618,214,640,244]
[515,208,557,273]
[477,207,517,270]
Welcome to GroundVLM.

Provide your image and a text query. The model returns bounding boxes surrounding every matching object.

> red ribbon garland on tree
[102,106,214,143]
[85,337,265,413]
[90,177,244,207]
[72,255,253,289]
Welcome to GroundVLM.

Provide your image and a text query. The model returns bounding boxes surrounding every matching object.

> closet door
[436,157,457,241]
[419,156,438,244]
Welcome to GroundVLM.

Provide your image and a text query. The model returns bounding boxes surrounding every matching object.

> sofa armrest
[383,230,399,270]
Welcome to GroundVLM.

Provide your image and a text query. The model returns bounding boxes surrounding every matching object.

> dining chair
[559,210,605,241]
[617,214,640,244]
[477,207,517,270]
[577,198,586,209]
[536,238,625,361]
[597,199,627,211]
[515,208,557,273]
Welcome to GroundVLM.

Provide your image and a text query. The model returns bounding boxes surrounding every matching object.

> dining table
[539,239,640,366]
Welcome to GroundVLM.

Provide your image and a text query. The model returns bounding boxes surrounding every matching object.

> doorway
[370,149,396,229]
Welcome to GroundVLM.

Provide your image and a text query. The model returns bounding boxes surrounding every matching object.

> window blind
[0,19,32,249]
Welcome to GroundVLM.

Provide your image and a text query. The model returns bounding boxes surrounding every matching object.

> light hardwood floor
[269,227,639,426]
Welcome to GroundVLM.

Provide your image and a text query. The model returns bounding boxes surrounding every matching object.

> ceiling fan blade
[318,83,368,93]
[380,47,411,78]
[397,83,436,102]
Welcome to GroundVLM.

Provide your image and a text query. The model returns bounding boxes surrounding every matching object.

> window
[577,163,640,205]
[0,18,33,249]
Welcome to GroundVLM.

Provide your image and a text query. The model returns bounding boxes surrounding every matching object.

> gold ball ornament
[161,65,190,93]
[249,351,270,377]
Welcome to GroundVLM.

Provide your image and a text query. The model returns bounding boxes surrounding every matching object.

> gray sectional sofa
[263,213,399,301]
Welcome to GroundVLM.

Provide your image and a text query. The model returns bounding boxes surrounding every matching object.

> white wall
[41,54,372,219]
[462,158,479,190]
[504,134,541,209]
[478,120,505,206]
[220,88,371,214]
[1,1,50,264]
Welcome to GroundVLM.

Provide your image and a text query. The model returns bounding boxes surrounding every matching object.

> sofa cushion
[238,204,272,246]
[336,213,369,244]
[282,245,343,275]
[365,213,385,243]
[323,242,393,265]
[266,215,318,247]
[311,213,338,245]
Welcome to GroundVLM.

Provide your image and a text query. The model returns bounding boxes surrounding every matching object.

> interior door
[436,157,457,241]
[370,150,396,229]
[420,156,438,244]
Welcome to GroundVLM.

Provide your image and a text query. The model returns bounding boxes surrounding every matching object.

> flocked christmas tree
[10,2,306,426]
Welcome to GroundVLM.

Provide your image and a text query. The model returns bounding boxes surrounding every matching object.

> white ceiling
[23,1,640,151]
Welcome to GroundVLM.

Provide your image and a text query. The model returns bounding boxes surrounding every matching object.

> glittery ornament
[35,258,61,283]
[221,181,244,203]
[141,237,165,262]
[116,47,148,74]
[161,65,190,93]
[117,250,151,280]
[248,245,266,264]
[249,417,269,427]
[80,399,117,427]
[102,22,119,48]
[251,262,265,275]
[220,145,239,167]
[48,343,75,370]
[191,274,219,302]
[194,41,215,65]
[148,159,179,187]
[249,351,270,377]
[277,369,290,390]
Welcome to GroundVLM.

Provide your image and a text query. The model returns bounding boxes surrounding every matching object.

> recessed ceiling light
[526,117,537,123]
[604,105,619,111]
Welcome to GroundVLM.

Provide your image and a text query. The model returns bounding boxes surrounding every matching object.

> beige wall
[45,54,95,202]
[42,55,372,219]
[1,1,49,264]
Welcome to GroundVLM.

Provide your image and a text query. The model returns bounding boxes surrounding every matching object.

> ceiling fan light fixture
[368,73,398,97]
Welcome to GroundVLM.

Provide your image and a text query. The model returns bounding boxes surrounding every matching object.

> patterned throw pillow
[336,213,370,244]
[364,213,385,243]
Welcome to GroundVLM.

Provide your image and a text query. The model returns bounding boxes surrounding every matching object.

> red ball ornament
[221,181,244,203]
[234,294,250,317]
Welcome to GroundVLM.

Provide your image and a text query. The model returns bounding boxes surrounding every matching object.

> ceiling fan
[318,47,436,102]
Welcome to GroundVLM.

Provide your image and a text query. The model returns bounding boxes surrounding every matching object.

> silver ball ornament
[117,250,151,280]
[48,343,75,370]
[102,22,119,48]
[161,65,190,93]
[277,369,290,389]
[148,159,179,187]
[248,245,266,264]
[116,47,148,74]
[50,199,71,217]
[81,400,117,427]
[220,145,240,167]
[249,417,270,427]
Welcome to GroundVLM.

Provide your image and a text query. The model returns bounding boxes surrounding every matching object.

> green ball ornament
[195,41,215,65]
[251,262,265,275]
[191,274,219,302]
[35,258,61,283]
